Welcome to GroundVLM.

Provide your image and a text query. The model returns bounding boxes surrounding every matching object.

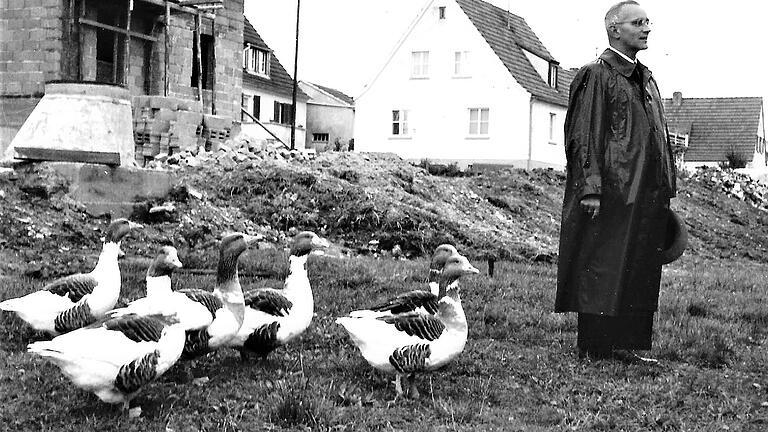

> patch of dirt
[1,150,767,279]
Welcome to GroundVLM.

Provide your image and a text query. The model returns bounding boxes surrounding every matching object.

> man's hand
[580,195,600,219]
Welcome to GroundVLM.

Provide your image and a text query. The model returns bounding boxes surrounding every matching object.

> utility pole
[290,0,301,150]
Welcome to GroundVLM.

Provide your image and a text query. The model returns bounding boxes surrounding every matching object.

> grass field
[1,250,767,431]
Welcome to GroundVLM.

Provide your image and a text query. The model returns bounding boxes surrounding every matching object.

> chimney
[672,91,683,107]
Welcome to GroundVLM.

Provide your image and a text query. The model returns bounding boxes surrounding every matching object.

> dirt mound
[1,150,767,279]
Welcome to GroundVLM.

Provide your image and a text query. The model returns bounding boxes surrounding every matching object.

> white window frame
[548,63,558,88]
[549,112,557,143]
[411,51,429,78]
[669,132,689,149]
[468,108,489,136]
[391,109,410,136]
[243,45,270,77]
[454,51,470,77]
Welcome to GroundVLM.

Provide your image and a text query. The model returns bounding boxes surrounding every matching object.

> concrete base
[18,162,176,217]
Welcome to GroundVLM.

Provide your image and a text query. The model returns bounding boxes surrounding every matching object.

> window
[548,63,558,88]
[669,132,689,149]
[549,113,556,142]
[468,108,489,135]
[191,33,214,89]
[273,101,293,125]
[454,51,470,76]
[243,45,270,76]
[240,95,261,122]
[411,51,429,78]
[392,110,409,135]
[313,133,329,142]
[438,6,446,19]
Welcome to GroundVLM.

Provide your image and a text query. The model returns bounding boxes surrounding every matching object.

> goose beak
[117,248,126,259]
[242,233,264,247]
[172,258,183,269]
[312,236,331,249]
[128,221,144,230]
[462,262,480,275]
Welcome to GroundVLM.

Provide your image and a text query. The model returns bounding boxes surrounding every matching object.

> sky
[244,0,768,102]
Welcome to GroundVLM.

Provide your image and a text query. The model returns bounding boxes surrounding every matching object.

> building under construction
[0,0,245,165]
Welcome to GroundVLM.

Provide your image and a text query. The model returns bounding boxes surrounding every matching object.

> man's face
[614,4,651,53]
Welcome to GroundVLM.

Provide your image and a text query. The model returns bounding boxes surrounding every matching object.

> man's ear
[607,24,621,40]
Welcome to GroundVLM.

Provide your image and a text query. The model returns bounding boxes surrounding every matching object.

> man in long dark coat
[555,0,676,362]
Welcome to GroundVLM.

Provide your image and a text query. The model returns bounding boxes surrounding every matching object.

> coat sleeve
[564,66,608,200]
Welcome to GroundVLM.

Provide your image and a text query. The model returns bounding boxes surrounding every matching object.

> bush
[416,159,470,177]
[722,149,748,169]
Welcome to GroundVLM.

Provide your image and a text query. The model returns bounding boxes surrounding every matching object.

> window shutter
[274,101,280,122]
[253,95,260,120]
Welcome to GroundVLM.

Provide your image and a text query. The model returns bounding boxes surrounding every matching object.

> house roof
[299,81,355,107]
[311,83,354,106]
[663,97,764,162]
[242,17,308,101]
[455,0,571,106]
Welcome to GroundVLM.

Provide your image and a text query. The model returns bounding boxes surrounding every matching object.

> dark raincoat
[555,49,676,317]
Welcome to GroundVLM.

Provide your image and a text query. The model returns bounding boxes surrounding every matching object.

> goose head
[427,244,458,294]
[104,218,143,244]
[146,245,183,278]
[438,253,479,299]
[216,232,262,285]
[290,231,330,257]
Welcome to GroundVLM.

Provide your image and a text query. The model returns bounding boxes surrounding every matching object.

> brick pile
[132,96,235,167]
[689,166,768,210]
[144,134,312,171]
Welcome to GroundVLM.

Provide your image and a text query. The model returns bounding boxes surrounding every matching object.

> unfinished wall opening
[191,33,214,90]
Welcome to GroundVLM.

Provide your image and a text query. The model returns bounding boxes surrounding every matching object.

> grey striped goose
[226,231,330,361]
[336,252,479,399]
[347,244,458,318]
[28,313,185,415]
[0,218,142,335]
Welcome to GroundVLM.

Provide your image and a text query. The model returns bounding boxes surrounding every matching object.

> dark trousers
[577,312,654,352]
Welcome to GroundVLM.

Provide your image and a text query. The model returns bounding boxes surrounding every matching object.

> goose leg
[392,374,404,399]
[407,373,420,399]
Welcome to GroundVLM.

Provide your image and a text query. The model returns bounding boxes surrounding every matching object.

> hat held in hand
[661,209,687,265]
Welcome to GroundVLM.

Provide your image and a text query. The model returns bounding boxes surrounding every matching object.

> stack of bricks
[202,114,233,153]
[131,96,204,167]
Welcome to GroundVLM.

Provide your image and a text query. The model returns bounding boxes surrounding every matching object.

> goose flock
[0,219,480,415]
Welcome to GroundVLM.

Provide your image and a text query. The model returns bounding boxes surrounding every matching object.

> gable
[663,97,763,162]
[242,17,308,101]
[455,0,570,106]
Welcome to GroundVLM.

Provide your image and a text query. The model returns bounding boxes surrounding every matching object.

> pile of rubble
[143,134,314,171]
[689,166,768,210]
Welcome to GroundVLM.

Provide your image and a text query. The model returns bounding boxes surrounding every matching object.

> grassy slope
[1,156,768,430]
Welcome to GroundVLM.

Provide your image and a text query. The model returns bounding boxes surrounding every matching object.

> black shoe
[578,347,612,361]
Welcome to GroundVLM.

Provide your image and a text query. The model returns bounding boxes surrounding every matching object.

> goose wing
[368,291,439,315]
[44,274,98,303]
[377,312,446,341]
[244,288,293,317]
[176,289,223,319]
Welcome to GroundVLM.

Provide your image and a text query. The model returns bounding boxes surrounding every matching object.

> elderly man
[555,1,676,363]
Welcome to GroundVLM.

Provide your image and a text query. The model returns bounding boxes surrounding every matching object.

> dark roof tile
[456,0,571,106]
[663,97,764,162]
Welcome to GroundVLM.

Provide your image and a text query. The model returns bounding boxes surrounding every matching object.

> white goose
[112,233,260,362]
[348,244,458,318]
[227,231,329,361]
[0,218,142,335]
[28,313,185,414]
[336,253,479,399]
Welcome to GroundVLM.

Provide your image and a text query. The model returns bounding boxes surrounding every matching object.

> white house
[240,17,309,149]
[298,81,355,152]
[354,0,574,169]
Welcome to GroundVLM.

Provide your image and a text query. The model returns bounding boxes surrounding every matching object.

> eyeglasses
[613,18,652,28]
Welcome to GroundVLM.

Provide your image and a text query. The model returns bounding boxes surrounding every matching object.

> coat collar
[599,48,651,79]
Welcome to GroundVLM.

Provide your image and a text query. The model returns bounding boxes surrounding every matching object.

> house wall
[240,88,307,149]
[354,0,564,169]
[529,99,566,169]
[306,104,354,151]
